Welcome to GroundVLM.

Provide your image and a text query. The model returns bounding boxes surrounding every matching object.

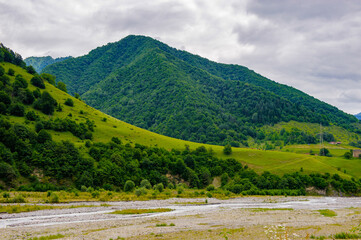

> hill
[42,35,359,146]
[1,45,361,195]
[24,56,72,73]
[355,112,361,120]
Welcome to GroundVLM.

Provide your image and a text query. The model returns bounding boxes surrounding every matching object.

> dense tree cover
[0,118,359,196]
[0,43,26,68]
[24,56,72,73]
[43,35,360,145]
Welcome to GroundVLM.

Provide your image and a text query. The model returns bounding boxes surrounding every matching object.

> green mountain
[42,35,359,146]
[1,43,361,196]
[25,56,72,73]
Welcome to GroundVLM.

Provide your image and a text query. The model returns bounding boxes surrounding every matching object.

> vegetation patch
[109,208,172,215]
[248,208,293,212]
[317,209,337,217]
[0,204,99,213]
[26,234,65,240]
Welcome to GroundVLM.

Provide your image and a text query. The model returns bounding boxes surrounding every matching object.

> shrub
[49,193,59,203]
[64,98,74,107]
[167,183,175,189]
[9,103,25,116]
[2,192,10,198]
[223,144,232,155]
[35,122,44,132]
[91,191,100,198]
[0,66,4,76]
[206,185,215,191]
[57,82,67,92]
[37,129,52,143]
[0,91,11,105]
[140,179,152,189]
[135,187,147,197]
[124,180,135,192]
[7,68,15,76]
[25,111,39,121]
[155,183,164,192]
[80,185,87,192]
[30,75,45,89]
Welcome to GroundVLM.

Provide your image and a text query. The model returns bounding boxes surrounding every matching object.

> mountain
[42,35,359,146]
[25,56,72,73]
[1,42,361,195]
[355,113,361,120]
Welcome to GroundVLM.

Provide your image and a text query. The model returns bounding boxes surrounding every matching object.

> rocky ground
[1,196,361,239]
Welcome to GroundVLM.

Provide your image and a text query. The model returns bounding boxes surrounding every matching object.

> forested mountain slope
[42,35,359,145]
[24,56,71,73]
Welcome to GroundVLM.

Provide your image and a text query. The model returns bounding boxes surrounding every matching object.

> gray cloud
[1,0,361,114]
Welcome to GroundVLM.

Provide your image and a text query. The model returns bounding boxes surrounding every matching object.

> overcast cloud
[1,0,361,114]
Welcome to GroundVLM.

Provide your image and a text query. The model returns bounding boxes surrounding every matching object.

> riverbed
[1,196,361,239]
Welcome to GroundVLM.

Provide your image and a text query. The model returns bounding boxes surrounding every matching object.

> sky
[1,0,361,114]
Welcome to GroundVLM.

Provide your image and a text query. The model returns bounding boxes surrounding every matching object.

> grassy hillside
[2,62,361,182]
[42,35,360,147]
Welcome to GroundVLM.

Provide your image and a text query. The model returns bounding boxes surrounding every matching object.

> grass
[318,209,337,217]
[27,234,65,240]
[3,62,361,180]
[248,208,293,212]
[109,208,172,215]
[0,204,101,213]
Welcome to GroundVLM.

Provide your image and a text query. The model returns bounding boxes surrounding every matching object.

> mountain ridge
[42,35,359,145]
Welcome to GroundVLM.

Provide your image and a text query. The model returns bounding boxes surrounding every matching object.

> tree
[9,103,25,116]
[0,66,4,76]
[26,66,36,74]
[344,150,353,159]
[223,144,232,155]
[30,75,45,89]
[7,68,15,76]
[319,148,331,157]
[64,98,74,106]
[37,129,52,143]
[34,91,57,115]
[124,180,135,192]
[0,91,11,105]
[57,82,67,92]
[41,73,56,85]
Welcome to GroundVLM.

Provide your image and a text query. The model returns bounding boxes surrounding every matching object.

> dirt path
[1,196,361,239]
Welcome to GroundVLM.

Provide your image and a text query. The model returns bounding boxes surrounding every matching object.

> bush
[155,183,164,192]
[49,193,59,203]
[0,91,10,105]
[30,75,45,89]
[64,98,74,107]
[9,103,25,116]
[0,66,4,76]
[124,180,135,192]
[7,68,15,76]
[57,82,67,92]
[80,185,87,192]
[140,179,152,189]
[206,185,215,191]
[37,129,52,143]
[25,111,39,121]
[223,144,232,155]
[35,121,44,132]
[135,187,147,197]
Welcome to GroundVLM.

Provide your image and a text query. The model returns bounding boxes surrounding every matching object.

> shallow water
[1,197,361,228]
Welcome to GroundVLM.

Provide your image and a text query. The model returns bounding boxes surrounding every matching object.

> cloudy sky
[1,0,361,114]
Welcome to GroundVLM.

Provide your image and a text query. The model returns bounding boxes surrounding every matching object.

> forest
[42,35,360,146]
